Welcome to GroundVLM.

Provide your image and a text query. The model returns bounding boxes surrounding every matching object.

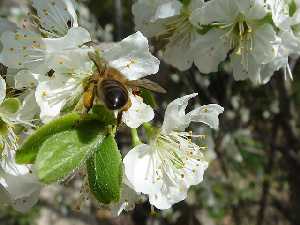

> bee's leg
[117,110,123,127]
[83,83,95,112]
[117,98,132,127]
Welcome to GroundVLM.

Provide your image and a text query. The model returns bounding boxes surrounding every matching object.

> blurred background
[1,0,300,225]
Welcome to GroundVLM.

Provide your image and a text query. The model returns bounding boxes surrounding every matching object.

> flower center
[232,19,253,55]
[218,15,254,68]
[155,131,207,170]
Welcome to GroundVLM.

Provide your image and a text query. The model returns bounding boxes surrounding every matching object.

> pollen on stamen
[15,34,21,40]
[43,9,49,16]
[125,59,137,68]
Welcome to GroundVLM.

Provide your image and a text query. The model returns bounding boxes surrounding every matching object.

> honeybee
[83,51,166,113]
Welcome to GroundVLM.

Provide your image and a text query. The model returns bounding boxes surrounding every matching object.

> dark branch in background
[271,198,299,225]
[114,0,123,41]
[256,117,279,225]
[274,62,300,224]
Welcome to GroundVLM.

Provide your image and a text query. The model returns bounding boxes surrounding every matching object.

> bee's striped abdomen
[99,79,128,110]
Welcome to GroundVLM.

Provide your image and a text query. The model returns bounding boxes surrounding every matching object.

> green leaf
[87,135,122,204]
[92,105,116,125]
[0,98,21,114]
[36,119,106,184]
[140,89,157,108]
[16,113,103,164]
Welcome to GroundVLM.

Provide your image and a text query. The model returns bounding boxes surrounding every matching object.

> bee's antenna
[88,51,107,75]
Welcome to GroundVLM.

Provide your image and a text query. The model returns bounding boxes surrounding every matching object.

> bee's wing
[127,79,167,93]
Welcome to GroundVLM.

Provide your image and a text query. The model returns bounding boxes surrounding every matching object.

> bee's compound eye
[101,80,128,110]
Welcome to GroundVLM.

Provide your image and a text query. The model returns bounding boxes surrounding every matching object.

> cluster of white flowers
[0,75,41,212]
[133,0,300,83]
[0,0,226,215]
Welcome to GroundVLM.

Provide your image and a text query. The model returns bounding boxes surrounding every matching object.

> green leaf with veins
[16,113,104,164]
[87,135,122,204]
[36,119,106,184]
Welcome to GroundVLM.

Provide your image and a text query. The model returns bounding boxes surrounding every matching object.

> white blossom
[31,0,78,37]
[132,0,204,71]
[124,93,224,209]
[0,77,41,212]
[190,0,278,83]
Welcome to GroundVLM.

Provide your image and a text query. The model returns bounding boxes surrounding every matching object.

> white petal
[124,144,163,195]
[266,0,290,30]
[4,173,41,213]
[181,158,208,186]
[32,0,78,37]
[0,76,6,105]
[103,31,160,80]
[35,75,81,123]
[0,18,17,36]
[187,104,224,129]
[162,93,198,134]
[16,91,40,122]
[43,27,92,72]
[132,0,181,37]
[153,1,182,21]
[230,54,262,83]
[14,70,37,90]
[163,31,194,71]
[192,29,230,74]
[190,0,238,26]
[251,24,278,64]
[0,182,10,204]
[237,0,267,20]
[0,30,47,73]
[122,93,154,128]
[188,0,204,10]
[1,27,91,74]
[148,185,188,210]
